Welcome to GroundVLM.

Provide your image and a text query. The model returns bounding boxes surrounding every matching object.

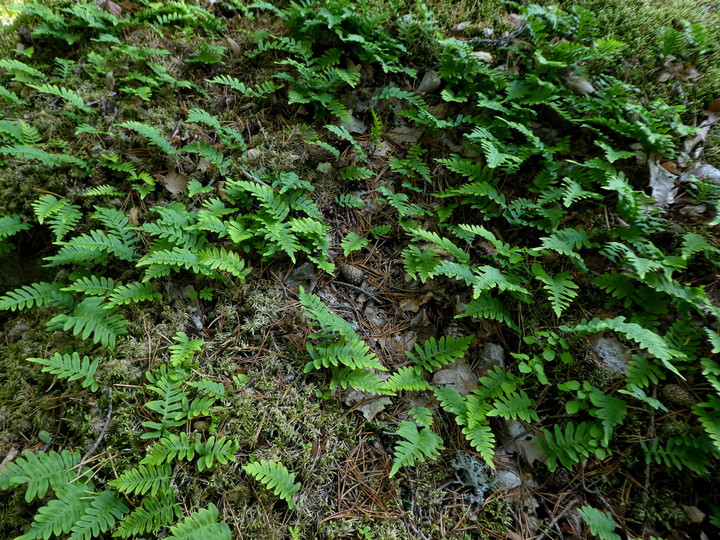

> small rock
[451,22,471,35]
[417,70,442,93]
[339,263,364,285]
[341,115,367,135]
[661,384,697,408]
[493,468,522,491]
[475,342,505,371]
[470,51,493,63]
[285,262,318,292]
[564,73,595,95]
[587,335,631,375]
[681,504,706,523]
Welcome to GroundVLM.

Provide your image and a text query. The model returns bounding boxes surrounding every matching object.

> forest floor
[1,1,720,539]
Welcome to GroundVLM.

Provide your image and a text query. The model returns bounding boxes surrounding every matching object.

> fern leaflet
[27,352,99,392]
[243,460,301,509]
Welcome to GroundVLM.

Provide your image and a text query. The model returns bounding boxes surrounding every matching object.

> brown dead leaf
[161,171,189,194]
[225,36,242,56]
[400,292,434,312]
[127,206,140,226]
[648,156,678,207]
[99,0,123,17]
[432,359,478,396]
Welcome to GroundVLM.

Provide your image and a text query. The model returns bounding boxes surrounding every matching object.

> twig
[535,498,578,540]
[78,388,113,476]
[333,280,386,304]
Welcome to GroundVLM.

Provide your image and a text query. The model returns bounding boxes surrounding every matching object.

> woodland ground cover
[0,1,719,538]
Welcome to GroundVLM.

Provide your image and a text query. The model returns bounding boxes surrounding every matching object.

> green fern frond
[186,108,223,131]
[0,145,88,169]
[383,366,431,392]
[85,185,124,197]
[169,331,204,367]
[305,338,386,372]
[67,490,128,540]
[198,247,250,280]
[459,294,518,331]
[0,214,30,253]
[180,140,230,172]
[561,316,686,377]
[196,436,239,472]
[114,490,182,538]
[577,506,620,540]
[0,59,47,81]
[208,75,282,98]
[643,436,713,475]
[108,464,173,496]
[141,374,189,439]
[532,263,579,317]
[487,391,539,423]
[390,421,444,477]
[62,275,115,296]
[244,460,301,509]
[537,421,606,471]
[0,281,74,312]
[402,245,441,282]
[329,366,388,394]
[694,396,720,453]
[46,297,128,349]
[27,84,90,112]
[27,352,99,392]
[137,247,201,277]
[117,122,176,155]
[461,422,496,468]
[0,449,80,502]
[106,282,161,308]
[299,288,358,338]
[167,504,231,540]
[15,482,94,540]
[407,335,473,372]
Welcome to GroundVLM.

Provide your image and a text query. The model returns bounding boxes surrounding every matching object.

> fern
[27,352,99,392]
[561,316,686,377]
[644,436,713,475]
[62,275,115,296]
[0,281,74,312]
[108,464,173,496]
[390,421,444,477]
[0,450,80,502]
[0,214,30,253]
[0,145,88,169]
[407,335,473,372]
[116,122,176,155]
[15,483,94,540]
[383,365,431,392]
[46,297,128,349]
[487,391,539,423]
[299,288,358,338]
[532,263,579,317]
[207,75,282,98]
[537,421,607,471]
[0,59,47,81]
[459,293,518,331]
[694,396,720,454]
[141,432,238,471]
[166,504,231,540]
[67,490,128,540]
[169,331,204,367]
[577,506,620,540]
[305,338,386,372]
[195,436,239,472]
[106,282,161,308]
[27,84,91,112]
[198,247,251,280]
[141,373,189,439]
[243,460,301,509]
[114,490,182,538]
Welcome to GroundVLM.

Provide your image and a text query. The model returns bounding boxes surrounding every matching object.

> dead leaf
[432,360,478,396]
[127,206,140,226]
[99,0,123,17]
[400,292,434,313]
[587,334,631,375]
[0,447,19,471]
[648,156,677,207]
[344,389,392,421]
[225,36,241,56]
[386,125,423,146]
[161,171,189,194]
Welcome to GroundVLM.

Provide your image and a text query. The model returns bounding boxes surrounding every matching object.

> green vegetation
[1,0,719,538]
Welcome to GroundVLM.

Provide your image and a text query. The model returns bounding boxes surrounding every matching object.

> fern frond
[299,288,358,338]
[487,391,539,423]
[169,331,204,367]
[532,263,579,317]
[62,275,115,296]
[166,504,231,540]
[382,365,431,392]
[461,422,496,468]
[694,396,720,454]
[329,367,388,394]
[643,436,713,475]
[196,436,239,472]
[389,421,444,477]
[15,483,94,540]
[27,84,90,112]
[305,338,386,372]
[46,297,128,349]
[407,335,473,372]
[0,450,80,502]
[198,247,250,280]
[0,281,74,312]
[561,316,686,377]
[141,375,188,439]
[114,490,182,538]
[243,460,301,509]
[27,352,99,392]
[141,432,197,465]
[106,282,161,308]
[116,122,176,155]
[459,294,518,330]
[0,145,87,169]
[67,490,128,540]
[577,506,620,540]
[108,464,173,496]
[537,421,606,471]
